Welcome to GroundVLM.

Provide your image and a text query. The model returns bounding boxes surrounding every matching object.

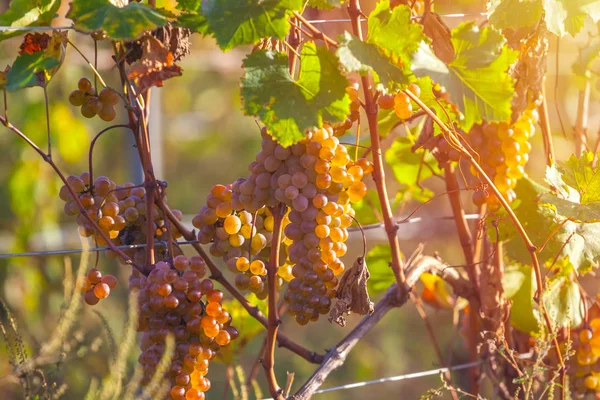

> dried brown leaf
[422,11,455,64]
[128,36,182,93]
[328,257,374,327]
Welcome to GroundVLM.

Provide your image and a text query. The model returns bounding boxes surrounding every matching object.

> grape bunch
[193,125,374,324]
[377,83,421,120]
[68,78,119,121]
[59,173,184,263]
[569,319,600,396]
[129,256,238,400]
[463,103,538,211]
[76,268,117,305]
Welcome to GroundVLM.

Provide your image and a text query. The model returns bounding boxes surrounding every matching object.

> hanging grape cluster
[377,83,422,120]
[129,256,238,400]
[464,103,538,211]
[192,124,373,324]
[59,173,184,264]
[69,78,120,121]
[569,320,600,396]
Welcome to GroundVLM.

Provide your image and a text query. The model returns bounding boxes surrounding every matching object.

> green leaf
[537,152,600,223]
[500,178,600,273]
[202,0,302,51]
[365,244,395,295]
[504,264,539,334]
[412,22,517,131]
[353,190,383,226]
[385,132,440,203]
[487,0,544,30]
[337,32,410,91]
[307,0,341,10]
[241,42,350,147]
[367,2,424,61]
[176,0,201,11]
[560,151,600,204]
[68,0,171,41]
[6,51,60,92]
[0,0,60,41]
[543,276,584,329]
[543,0,600,37]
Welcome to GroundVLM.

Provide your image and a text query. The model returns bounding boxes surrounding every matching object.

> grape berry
[69,78,119,121]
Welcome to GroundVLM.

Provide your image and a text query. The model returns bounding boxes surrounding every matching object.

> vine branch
[293,247,470,399]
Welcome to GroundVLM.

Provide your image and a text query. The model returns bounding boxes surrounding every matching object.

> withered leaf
[128,35,182,93]
[328,257,374,327]
[422,11,455,64]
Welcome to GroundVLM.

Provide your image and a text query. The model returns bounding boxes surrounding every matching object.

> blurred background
[0,0,596,398]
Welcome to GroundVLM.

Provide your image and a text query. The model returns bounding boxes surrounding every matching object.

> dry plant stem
[539,84,555,166]
[262,204,285,400]
[403,89,566,397]
[88,124,131,193]
[409,292,459,400]
[574,73,591,156]
[66,38,108,88]
[348,0,409,300]
[293,250,470,399]
[247,336,268,392]
[0,115,144,274]
[292,12,338,48]
[155,195,324,364]
[288,19,300,74]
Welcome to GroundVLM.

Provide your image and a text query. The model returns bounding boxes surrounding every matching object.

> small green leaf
[560,151,600,204]
[385,133,440,203]
[487,0,544,30]
[500,177,600,273]
[353,190,383,226]
[366,244,395,295]
[337,32,410,91]
[307,0,341,10]
[68,0,171,40]
[412,22,517,131]
[6,51,60,91]
[367,2,424,61]
[202,0,302,51]
[241,42,350,147]
[0,0,60,41]
[543,0,600,37]
[543,276,584,329]
[176,0,202,11]
[504,264,539,334]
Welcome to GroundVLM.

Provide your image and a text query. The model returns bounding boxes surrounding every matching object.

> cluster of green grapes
[68,78,120,121]
[569,319,600,396]
[129,255,238,400]
[59,173,184,263]
[467,104,537,211]
[377,83,421,120]
[76,268,117,305]
[193,126,373,324]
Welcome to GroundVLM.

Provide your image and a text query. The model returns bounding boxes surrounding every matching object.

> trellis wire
[255,360,480,399]
[0,214,481,259]
[0,12,487,32]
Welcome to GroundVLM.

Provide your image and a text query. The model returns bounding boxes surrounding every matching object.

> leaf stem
[66,38,107,88]
[43,84,51,159]
[88,124,131,194]
[539,83,555,166]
